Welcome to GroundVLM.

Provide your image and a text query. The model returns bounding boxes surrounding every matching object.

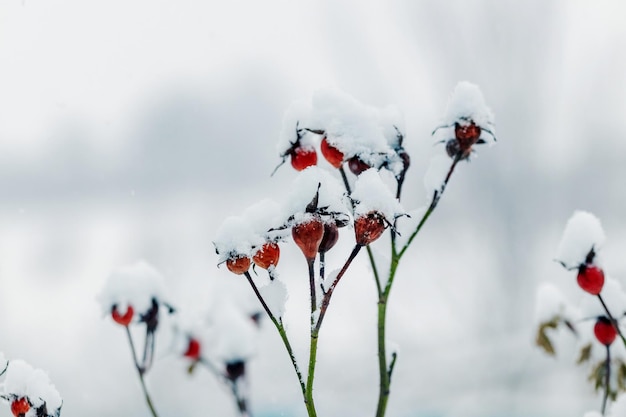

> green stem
[125,327,159,417]
[243,272,307,401]
[374,156,461,417]
[305,331,319,417]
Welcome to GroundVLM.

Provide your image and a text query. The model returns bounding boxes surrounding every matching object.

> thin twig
[125,327,159,417]
[598,294,626,348]
[602,345,610,416]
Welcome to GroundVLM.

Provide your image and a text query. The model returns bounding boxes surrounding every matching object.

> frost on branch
[97,260,168,320]
[0,359,62,417]
[555,211,606,269]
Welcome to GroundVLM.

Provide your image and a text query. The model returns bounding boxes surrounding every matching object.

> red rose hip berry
[183,337,201,360]
[292,217,324,261]
[320,137,344,168]
[112,305,134,326]
[318,222,339,254]
[11,398,29,417]
[226,255,251,275]
[348,156,371,176]
[355,211,386,246]
[290,146,317,171]
[594,317,617,346]
[577,265,605,295]
[253,242,280,269]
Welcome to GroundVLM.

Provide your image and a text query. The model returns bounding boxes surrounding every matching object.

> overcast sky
[2,1,626,417]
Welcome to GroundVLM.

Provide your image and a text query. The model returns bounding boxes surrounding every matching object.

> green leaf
[577,344,593,365]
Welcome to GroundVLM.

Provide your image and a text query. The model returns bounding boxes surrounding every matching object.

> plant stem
[308,258,317,314]
[243,272,309,411]
[125,327,159,417]
[374,156,461,417]
[602,345,611,416]
[305,331,319,417]
[598,294,626,348]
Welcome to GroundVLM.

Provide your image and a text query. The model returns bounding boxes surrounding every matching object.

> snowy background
[2,1,626,416]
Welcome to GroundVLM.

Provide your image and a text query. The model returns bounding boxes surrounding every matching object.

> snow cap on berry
[0,359,62,414]
[555,211,606,269]
[308,89,404,175]
[284,166,350,224]
[277,99,316,156]
[351,169,404,222]
[442,81,495,143]
[98,260,167,317]
[214,216,259,263]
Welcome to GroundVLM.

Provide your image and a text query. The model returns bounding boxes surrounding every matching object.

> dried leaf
[577,344,593,365]
[535,317,561,356]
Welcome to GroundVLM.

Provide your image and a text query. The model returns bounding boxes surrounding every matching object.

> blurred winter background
[2,0,626,416]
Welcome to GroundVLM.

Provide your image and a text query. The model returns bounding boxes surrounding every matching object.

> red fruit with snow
[184,338,201,360]
[11,398,29,417]
[355,211,386,246]
[320,137,344,168]
[455,122,481,148]
[226,255,251,275]
[292,217,324,260]
[577,265,605,295]
[319,222,339,254]
[252,242,280,269]
[112,305,134,326]
[594,317,617,346]
[290,146,317,171]
[348,156,371,176]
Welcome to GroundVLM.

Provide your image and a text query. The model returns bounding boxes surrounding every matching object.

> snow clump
[555,211,606,268]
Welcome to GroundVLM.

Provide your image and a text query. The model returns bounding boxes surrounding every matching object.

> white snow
[258,279,288,318]
[534,282,580,324]
[423,155,452,199]
[443,81,495,140]
[351,169,404,222]
[610,393,626,417]
[206,302,258,363]
[394,207,427,249]
[377,105,405,149]
[556,211,606,268]
[277,98,316,155]
[283,166,351,223]
[0,359,62,413]
[97,260,167,317]
[242,198,288,242]
[214,216,260,262]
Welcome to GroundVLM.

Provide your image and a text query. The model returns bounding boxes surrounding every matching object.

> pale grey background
[1,1,626,416]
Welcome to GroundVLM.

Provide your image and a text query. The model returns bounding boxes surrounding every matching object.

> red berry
[183,338,201,360]
[354,211,386,246]
[594,317,617,346]
[226,255,251,275]
[11,398,29,417]
[290,146,317,171]
[112,305,134,326]
[318,222,339,254]
[320,137,344,168]
[348,156,371,176]
[292,217,324,261]
[455,121,481,147]
[252,242,280,269]
[577,265,605,295]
